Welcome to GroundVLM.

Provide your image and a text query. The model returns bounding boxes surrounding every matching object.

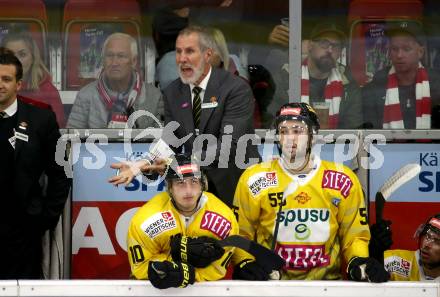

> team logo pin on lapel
[19,121,28,130]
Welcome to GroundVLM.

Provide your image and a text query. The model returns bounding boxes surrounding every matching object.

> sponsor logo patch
[280,107,301,116]
[277,208,330,242]
[200,211,231,239]
[384,256,411,278]
[141,211,177,238]
[247,172,278,196]
[176,164,198,174]
[322,170,353,198]
[294,192,312,204]
[276,244,330,270]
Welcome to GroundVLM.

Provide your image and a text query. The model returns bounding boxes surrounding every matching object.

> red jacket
[19,75,65,128]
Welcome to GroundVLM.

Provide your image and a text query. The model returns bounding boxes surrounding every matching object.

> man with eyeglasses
[67,33,163,128]
[231,103,389,282]
[362,21,440,129]
[300,22,363,129]
[369,213,440,281]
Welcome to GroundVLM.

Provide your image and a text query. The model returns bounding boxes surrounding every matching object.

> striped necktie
[0,111,7,119]
[192,86,202,128]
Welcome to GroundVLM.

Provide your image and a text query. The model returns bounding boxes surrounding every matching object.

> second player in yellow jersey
[232,102,389,282]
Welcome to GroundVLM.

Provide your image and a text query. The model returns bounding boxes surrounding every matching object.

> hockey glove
[347,256,390,283]
[369,220,393,261]
[148,260,195,289]
[170,234,225,268]
[232,259,270,281]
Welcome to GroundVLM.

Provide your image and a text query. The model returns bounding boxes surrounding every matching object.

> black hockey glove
[232,259,270,280]
[170,234,225,268]
[369,220,393,261]
[347,256,390,283]
[148,260,195,289]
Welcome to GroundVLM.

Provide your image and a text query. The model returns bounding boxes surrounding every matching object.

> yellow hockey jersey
[127,191,239,282]
[384,249,439,281]
[233,157,370,280]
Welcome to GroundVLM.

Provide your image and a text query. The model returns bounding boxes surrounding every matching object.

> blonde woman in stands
[2,33,65,127]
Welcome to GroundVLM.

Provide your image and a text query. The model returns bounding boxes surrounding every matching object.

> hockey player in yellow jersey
[127,153,239,289]
[371,213,440,281]
[232,102,389,282]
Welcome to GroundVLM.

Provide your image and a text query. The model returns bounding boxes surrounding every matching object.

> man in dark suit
[110,26,259,206]
[0,47,70,279]
[161,26,260,206]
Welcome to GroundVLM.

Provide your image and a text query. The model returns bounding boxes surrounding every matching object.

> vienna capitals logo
[294,192,312,204]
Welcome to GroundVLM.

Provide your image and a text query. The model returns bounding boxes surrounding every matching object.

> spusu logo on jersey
[322,170,353,198]
[247,171,278,196]
[200,211,231,239]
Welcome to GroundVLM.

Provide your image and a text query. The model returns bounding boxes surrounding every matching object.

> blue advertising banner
[72,143,164,202]
[369,143,440,202]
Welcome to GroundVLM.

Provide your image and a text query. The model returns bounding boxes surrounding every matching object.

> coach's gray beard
[178,60,205,85]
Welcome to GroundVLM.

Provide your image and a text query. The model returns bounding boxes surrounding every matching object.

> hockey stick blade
[219,235,285,271]
[379,163,421,200]
[375,163,421,222]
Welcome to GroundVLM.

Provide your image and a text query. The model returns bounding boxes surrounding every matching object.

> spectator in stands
[206,27,262,127]
[67,33,163,129]
[207,27,248,80]
[127,153,238,288]
[370,213,440,281]
[301,23,363,129]
[232,102,389,282]
[265,22,363,129]
[152,7,189,91]
[259,19,290,128]
[0,47,69,279]
[2,33,65,127]
[109,26,260,207]
[362,21,440,129]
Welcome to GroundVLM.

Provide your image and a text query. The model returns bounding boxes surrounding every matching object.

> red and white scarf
[301,59,343,128]
[383,63,431,129]
[97,70,142,110]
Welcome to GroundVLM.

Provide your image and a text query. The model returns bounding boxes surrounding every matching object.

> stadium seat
[62,0,142,90]
[348,0,423,86]
[0,0,47,63]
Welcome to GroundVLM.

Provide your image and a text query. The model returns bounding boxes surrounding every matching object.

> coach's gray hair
[178,25,215,52]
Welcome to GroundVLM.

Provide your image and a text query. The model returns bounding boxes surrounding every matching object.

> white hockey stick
[375,163,421,222]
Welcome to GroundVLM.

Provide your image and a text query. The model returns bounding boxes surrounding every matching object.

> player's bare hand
[108,160,148,186]
[268,24,289,47]
[148,158,167,176]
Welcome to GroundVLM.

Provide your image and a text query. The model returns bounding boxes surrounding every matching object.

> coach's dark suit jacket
[163,67,260,206]
[13,98,70,233]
